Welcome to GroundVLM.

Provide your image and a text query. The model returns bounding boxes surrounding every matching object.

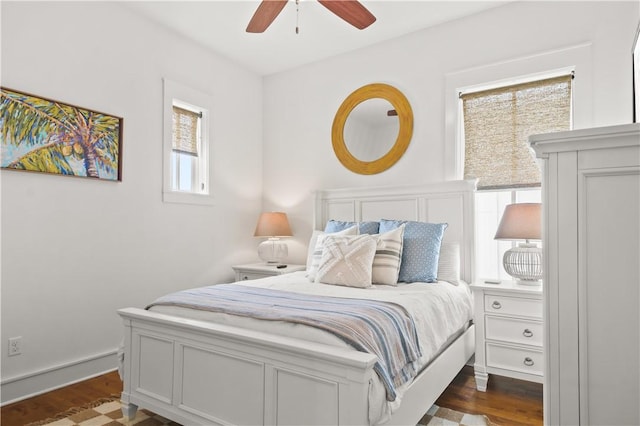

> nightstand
[232,263,306,281]
[470,280,543,391]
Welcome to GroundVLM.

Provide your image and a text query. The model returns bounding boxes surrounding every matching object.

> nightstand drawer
[484,294,542,319]
[238,272,270,281]
[486,343,543,376]
[233,264,306,282]
[485,316,543,347]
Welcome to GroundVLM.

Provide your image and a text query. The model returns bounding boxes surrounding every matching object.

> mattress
[148,271,473,424]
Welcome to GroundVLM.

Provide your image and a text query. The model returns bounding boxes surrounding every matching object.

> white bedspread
[148,271,473,424]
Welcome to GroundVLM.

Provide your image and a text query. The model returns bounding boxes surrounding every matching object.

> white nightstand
[232,263,306,282]
[470,280,543,391]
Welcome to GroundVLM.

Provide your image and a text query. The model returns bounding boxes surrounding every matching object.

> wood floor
[1,372,123,426]
[1,365,542,425]
[436,365,543,425]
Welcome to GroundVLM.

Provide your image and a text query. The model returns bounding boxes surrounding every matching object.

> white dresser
[471,280,543,391]
[531,123,640,426]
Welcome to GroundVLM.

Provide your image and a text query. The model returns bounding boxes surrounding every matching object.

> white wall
[0,2,263,402]
[262,1,639,263]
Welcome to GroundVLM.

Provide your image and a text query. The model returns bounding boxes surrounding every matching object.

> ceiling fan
[246,0,376,33]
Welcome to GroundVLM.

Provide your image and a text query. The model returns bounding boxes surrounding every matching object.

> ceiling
[123,1,509,76]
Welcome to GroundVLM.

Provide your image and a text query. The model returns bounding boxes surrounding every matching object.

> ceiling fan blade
[317,0,376,30]
[246,0,288,33]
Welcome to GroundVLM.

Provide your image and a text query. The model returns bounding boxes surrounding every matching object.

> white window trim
[444,43,593,181]
[163,78,214,206]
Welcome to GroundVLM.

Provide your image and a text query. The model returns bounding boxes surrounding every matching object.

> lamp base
[503,242,543,283]
[258,238,288,264]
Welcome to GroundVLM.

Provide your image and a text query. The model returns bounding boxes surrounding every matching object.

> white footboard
[119,307,475,426]
[118,307,379,426]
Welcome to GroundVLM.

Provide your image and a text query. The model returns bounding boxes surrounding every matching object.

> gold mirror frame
[332,83,413,175]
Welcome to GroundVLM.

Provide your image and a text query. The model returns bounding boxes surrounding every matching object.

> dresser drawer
[486,342,543,376]
[484,294,542,319]
[485,316,543,347]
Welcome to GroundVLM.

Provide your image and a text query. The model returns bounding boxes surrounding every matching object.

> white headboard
[313,180,477,284]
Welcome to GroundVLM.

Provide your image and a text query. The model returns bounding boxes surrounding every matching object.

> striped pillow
[372,224,406,286]
[316,234,378,288]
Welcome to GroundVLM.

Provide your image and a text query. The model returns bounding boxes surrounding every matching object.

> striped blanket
[147,284,422,401]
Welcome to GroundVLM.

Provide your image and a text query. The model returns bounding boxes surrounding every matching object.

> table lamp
[254,212,293,264]
[494,203,542,285]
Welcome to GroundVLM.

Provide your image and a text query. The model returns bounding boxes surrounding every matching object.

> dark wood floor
[1,365,542,425]
[1,372,122,426]
[436,365,543,425]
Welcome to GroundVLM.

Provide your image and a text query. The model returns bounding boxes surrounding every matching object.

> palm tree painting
[1,88,122,180]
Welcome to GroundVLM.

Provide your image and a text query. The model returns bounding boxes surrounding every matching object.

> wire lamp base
[503,243,542,285]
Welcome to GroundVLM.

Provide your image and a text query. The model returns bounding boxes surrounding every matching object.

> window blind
[461,74,572,190]
[172,105,201,156]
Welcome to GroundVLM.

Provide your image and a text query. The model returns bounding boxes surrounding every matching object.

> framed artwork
[634,22,640,123]
[0,88,123,181]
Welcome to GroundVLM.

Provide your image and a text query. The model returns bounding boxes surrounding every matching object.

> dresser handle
[523,329,533,338]
[491,301,502,309]
[243,275,249,280]
[523,357,534,367]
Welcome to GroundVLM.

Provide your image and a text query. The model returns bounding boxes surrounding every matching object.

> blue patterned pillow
[324,220,379,235]
[379,219,448,283]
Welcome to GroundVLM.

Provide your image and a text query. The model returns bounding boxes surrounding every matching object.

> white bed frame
[118,180,477,425]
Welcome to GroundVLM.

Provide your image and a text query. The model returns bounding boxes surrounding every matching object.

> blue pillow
[379,219,448,283]
[324,220,379,235]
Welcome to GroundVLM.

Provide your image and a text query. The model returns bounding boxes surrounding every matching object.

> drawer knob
[523,357,535,367]
[491,301,502,309]
[523,329,533,338]
[243,275,249,280]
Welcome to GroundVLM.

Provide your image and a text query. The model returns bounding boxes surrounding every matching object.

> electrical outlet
[8,337,22,356]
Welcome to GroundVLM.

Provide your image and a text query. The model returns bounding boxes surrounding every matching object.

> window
[460,73,572,279]
[172,103,204,193]
[461,74,572,190]
[163,79,213,205]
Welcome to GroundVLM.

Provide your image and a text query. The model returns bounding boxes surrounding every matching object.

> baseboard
[1,349,119,405]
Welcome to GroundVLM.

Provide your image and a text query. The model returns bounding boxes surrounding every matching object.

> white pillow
[371,224,405,286]
[305,230,323,271]
[316,234,377,288]
[306,225,357,282]
[438,242,461,285]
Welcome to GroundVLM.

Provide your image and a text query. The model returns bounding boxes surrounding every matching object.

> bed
[118,180,477,425]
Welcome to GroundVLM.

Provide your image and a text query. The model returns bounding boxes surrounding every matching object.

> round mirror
[332,83,413,175]
[344,98,399,162]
